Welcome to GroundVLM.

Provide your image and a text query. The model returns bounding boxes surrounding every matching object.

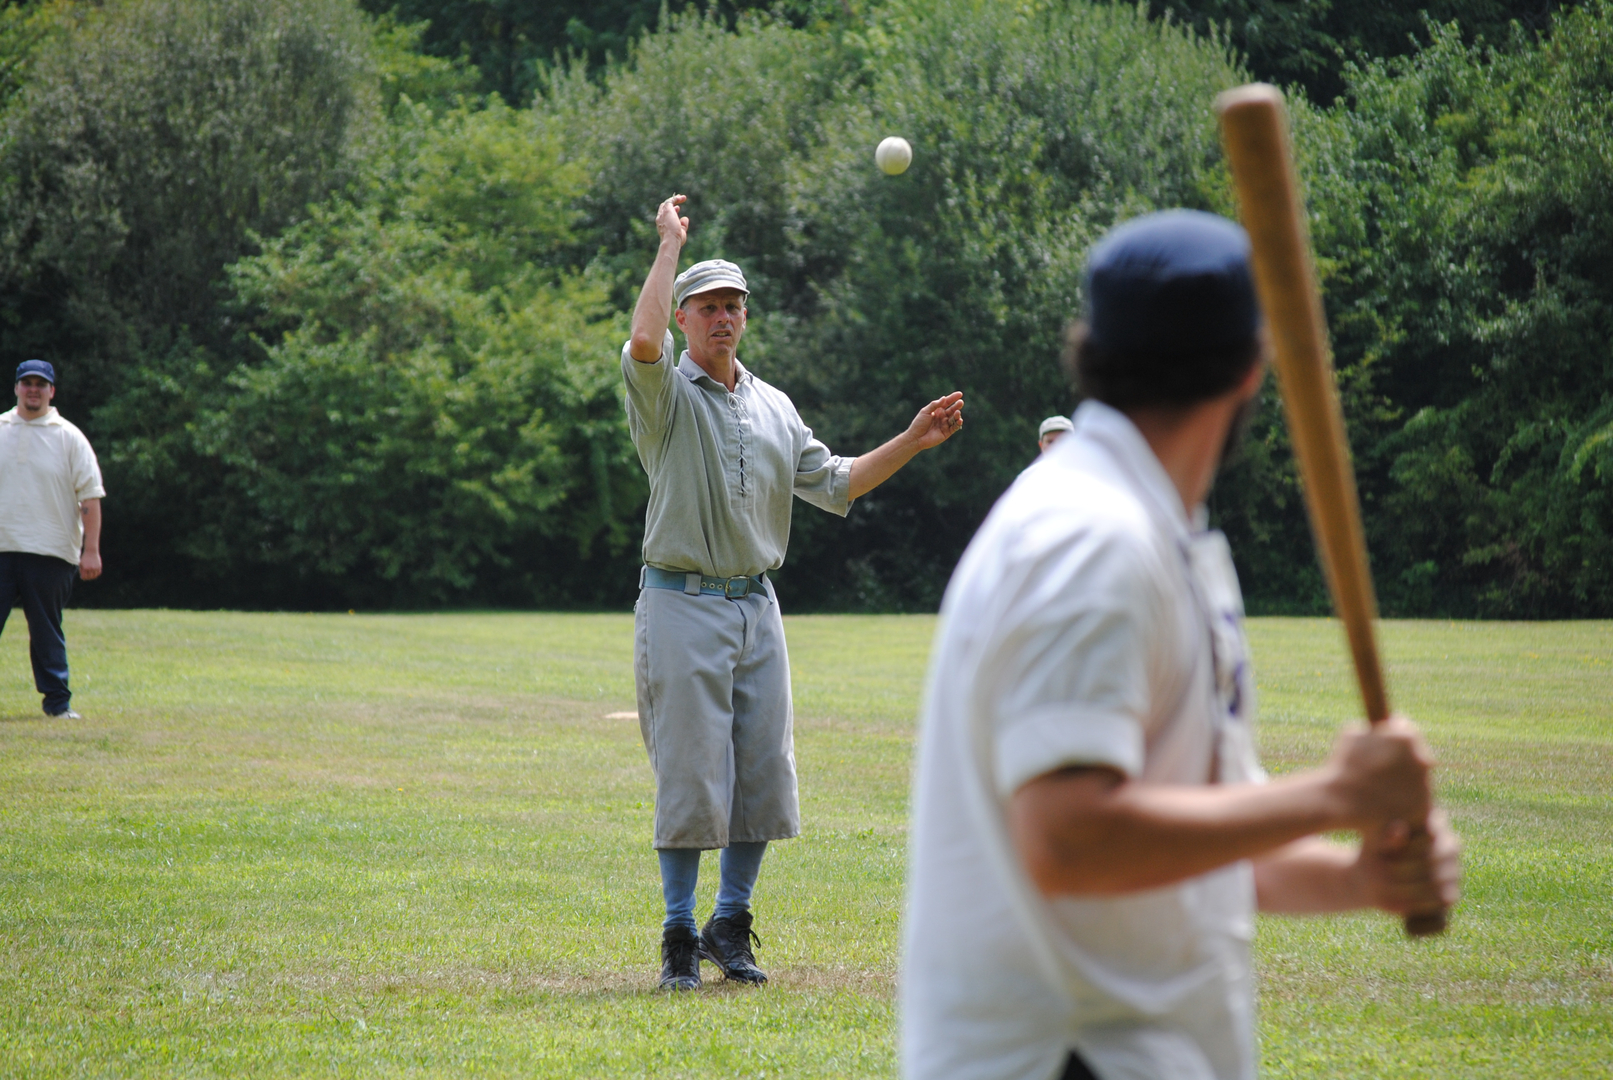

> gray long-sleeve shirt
[622,331,853,578]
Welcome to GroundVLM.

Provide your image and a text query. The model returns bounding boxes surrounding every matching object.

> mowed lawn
[0,612,1608,1078]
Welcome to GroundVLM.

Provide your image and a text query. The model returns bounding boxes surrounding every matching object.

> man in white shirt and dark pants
[0,360,104,719]
[901,211,1460,1080]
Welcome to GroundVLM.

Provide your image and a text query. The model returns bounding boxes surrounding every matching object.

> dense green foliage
[1212,6,1613,616]
[540,1,1243,609]
[0,0,375,405]
[353,0,1579,108]
[1306,9,1613,615]
[2,0,1612,614]
[1127,1,1573,102]
[198,102,641,606]
[354,0,848,104]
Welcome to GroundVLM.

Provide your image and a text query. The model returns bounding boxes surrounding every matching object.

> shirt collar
[1,405,60,425]
[677,352,748,391]
[1070,400,1201,537]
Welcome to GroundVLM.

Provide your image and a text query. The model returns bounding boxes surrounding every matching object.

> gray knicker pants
[634,581,800,849]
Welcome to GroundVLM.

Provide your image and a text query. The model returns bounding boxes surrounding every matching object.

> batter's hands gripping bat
[1215,83,1447,938]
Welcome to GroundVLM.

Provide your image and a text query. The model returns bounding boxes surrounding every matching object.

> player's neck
[1125,399,1235,518]
[687,349,738,392]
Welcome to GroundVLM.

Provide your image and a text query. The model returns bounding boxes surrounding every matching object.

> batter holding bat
[900,209,1459,1080]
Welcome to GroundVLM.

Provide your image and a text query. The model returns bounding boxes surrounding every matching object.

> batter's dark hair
[1062,320,1262,410]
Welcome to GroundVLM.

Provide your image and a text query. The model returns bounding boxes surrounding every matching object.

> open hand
[906,391,965,451]
[657,194,689,248]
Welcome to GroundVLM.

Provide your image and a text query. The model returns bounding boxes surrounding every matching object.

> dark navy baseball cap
[1083,210,1260,354]
[15,360,55,384]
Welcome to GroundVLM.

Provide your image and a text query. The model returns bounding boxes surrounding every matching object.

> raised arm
[847,391,965,500]
[628,195,689,363]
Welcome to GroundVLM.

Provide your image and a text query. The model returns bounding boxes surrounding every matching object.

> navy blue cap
[1083,210,1259,354]
[15,360,55,384]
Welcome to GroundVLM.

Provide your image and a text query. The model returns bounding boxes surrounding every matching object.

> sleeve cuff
[994,705,1145,796]
[76,485,106,501]
[828,457,853,516]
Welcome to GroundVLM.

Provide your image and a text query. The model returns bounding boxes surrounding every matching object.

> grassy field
[0,611,1608,1078]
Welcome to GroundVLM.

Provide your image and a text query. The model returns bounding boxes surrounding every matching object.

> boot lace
[714,918,762,966]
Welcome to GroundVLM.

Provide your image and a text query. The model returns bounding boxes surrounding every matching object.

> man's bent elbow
[622,336,661,365]
[628,335,664,363]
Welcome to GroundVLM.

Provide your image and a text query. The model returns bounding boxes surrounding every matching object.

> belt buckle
[724,576,748,598]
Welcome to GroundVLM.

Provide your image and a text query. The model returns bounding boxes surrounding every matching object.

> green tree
[543,0,1245,610]
[357,0,852,104]
[0,0,74,110]
[772,0,1251,609]
[0,0,379,412]
[1116,1,1573,103]
[1303,5,1613,615]
[176,99,642,606]
[1202,2,1613,618]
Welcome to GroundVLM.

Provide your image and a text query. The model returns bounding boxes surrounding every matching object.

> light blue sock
[658,848,701,933]
[714,841,767,921]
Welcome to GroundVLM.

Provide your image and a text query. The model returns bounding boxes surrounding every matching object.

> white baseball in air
[875,136,912,176]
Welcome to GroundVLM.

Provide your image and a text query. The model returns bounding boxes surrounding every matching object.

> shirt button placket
[732,392,750,499]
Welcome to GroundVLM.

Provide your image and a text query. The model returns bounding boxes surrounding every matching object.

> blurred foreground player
[0,360,105,719]
[625,194,964,991]
[901,211,1459,1080]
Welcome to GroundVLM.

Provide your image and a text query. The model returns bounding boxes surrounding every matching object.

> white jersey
[0,406,105,565]
[902,401,1264,1080]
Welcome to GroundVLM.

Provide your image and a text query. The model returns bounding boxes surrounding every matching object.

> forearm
[1010,767,1347,896]
[848,433,921,500]
[80,499,101,555]
[629,241,681,362]
[1253,837,1364,913]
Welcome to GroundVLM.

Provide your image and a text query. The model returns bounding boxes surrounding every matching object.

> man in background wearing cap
[1037,415,1073,454]
[625,193,964,991]
[901,211,1458,1080]
[0,360,105,720]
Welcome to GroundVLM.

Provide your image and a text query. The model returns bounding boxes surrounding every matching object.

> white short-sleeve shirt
[0,406,105,566]
[902,401,1263,1080]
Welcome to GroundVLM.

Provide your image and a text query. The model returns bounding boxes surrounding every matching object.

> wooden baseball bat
[1215,83,1446,937]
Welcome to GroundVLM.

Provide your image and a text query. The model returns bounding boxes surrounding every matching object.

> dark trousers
[1061,1051,1100,1080]
[0,552,77,713]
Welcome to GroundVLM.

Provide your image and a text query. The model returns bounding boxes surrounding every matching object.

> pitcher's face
[676,289,748,364]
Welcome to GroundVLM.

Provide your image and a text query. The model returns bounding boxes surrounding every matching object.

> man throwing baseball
[625,194,964,991]
[901,211,1459,1080]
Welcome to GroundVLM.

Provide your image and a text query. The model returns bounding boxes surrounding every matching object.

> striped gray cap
[673,259,749,306]
[1038,415,1074,438]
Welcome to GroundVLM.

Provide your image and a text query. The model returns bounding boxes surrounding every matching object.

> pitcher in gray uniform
[624,193,965,990]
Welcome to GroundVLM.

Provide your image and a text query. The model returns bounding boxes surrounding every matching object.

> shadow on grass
[0,710,46,723]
